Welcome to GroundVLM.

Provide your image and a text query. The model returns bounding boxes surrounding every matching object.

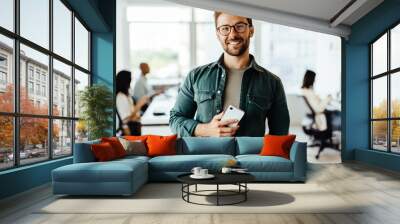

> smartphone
[221,105,245,127]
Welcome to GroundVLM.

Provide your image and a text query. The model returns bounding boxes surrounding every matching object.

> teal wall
[0,0,116,200]
[0,158,72,199]
[91,0,116,135]
[92,32,115,136]
[343,0,400,171]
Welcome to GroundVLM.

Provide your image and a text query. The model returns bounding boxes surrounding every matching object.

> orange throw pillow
[260,134,296,159]
[124,135,150,142]
[101,137,126,158]
[91,142,117,161]
[146,135,177,157]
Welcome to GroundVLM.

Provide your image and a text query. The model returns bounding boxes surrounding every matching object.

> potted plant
[79,84,113,140]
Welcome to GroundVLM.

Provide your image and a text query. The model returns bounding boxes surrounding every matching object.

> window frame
[370,21,400,154]
[0,0,92,171]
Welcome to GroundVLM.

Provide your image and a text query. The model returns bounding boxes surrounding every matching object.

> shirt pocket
[195,90,214,103]
[194,90,215,122]
[247,94,271,113]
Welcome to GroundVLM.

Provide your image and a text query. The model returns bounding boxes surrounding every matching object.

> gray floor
[0,162,399,224]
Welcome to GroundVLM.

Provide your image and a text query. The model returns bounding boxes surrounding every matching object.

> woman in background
[116,70,149,135]
[301,70,333,159]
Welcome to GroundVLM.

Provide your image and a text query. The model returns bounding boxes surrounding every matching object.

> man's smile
[227,39,243,46]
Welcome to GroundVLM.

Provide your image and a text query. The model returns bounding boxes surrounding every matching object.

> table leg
[195,184,197,192]
[245,183,247,201]
[187,184,190,202]
[181,184,183,199]
[217,184,219,206]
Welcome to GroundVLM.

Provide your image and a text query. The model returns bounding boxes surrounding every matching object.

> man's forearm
[193,123,208,137]
[169,110,199,137]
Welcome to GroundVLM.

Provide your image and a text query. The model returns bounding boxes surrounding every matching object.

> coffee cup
[221,167,232,174]
[191,167,202,176]
[199,169,208,176]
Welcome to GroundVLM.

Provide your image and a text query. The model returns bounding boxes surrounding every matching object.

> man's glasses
[216,22,249,36]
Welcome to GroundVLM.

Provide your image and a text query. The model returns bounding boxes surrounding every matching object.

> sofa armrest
[289,141,307,181]
[73,140,100,163]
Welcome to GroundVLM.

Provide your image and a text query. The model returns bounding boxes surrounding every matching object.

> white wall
[116,0,131,72]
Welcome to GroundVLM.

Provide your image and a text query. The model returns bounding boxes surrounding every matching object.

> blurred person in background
[116,70,149,135]
[301,70,338,159]
[132,63,163,114]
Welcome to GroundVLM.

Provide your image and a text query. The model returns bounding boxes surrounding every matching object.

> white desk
[141,94,176,126]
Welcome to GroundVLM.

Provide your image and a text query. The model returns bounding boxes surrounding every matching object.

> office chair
[301,96,339,159]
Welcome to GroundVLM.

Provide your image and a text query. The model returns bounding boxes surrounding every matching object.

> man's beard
[223,37,250,56]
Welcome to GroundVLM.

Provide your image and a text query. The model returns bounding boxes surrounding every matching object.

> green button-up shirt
[169,54,290,137]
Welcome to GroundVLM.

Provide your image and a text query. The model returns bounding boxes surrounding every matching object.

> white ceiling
[226,0,352,23]
[128,0,384,38]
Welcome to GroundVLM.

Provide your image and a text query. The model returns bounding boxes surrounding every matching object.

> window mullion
[49,0,54,160]
[388,30,391,152]
[370,45,374,150]
[71,10,76,155]
[14,0,21,167]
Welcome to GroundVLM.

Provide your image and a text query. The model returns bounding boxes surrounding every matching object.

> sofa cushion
[147,135,177,157]
[119,138,147,156]
[53,156,148,182]
[235,137,263,155]
[149,154,235,172]
[124,135,150,142]
[114,155,150,164]
[260,134,296,159]
[236,155,293,172]
[177,137,236,155]
[91,142,118,161]
[73,140,100,163]
[101,137,127,158]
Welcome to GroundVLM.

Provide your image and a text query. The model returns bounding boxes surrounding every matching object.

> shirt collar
[208,53,263,72]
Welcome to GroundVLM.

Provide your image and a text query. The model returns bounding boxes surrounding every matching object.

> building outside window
[0,0,91,170]
[28,66,34,79]
[28,81,34,94]
[41,73,46,83]
[41,85,46,97]
[0,54,7,67]
[0,71,6,85]
[0,54,7,89]
[35,83,40,95]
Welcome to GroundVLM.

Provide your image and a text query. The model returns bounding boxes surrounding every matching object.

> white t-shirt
[133,74,154,100]
[301,88,331,131]
[116,92,133,122]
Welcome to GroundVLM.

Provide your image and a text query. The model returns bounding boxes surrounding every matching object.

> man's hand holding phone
[194,106,244,137]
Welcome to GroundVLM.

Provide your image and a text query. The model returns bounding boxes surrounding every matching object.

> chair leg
[315,140,327,159]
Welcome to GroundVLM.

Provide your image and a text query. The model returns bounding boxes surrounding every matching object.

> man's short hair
[214,11,253,28]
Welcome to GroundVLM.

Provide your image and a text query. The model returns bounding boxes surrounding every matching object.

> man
[132,63,162,113]
[169,12,290,137]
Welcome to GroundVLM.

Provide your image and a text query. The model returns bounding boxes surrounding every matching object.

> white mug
[221,167,232,174]
[200,169,208,176]
[191,167,202,176]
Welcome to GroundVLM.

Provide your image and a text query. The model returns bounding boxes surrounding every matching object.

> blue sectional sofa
[52,137,307,196]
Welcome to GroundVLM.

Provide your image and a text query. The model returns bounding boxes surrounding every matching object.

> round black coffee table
[177,173,255,206]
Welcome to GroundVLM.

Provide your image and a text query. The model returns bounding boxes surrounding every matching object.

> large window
[371,23,400,153]
[0,0,91,171]
[128,7,191,81]
[0,0,14,32]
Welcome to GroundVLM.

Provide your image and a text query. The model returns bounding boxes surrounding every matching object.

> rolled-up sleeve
[267,79,290,135]
[169,71,199,137]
